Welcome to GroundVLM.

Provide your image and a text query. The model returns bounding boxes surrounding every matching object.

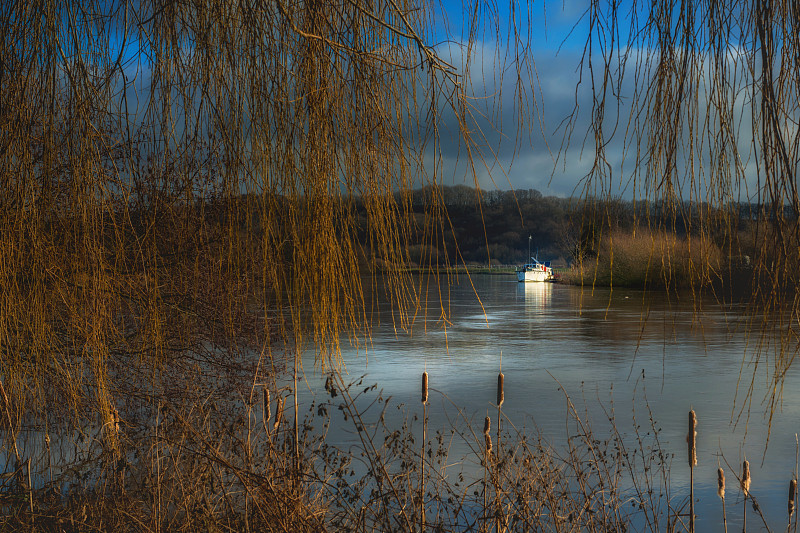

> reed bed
[563,229,726,291]
[0,365,795,532]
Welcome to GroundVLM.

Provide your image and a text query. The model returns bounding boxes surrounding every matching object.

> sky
[426,0,764,203]
[427,0,621,197]
[109,0,609,198]
[88,0,765,203]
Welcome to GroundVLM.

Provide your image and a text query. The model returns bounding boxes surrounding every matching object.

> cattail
[789,478,796,515]
[686,410,697,533]
[422,372,428,404]
[687,410,697,466]
[718,467,729,533]
[741,460,751,496]
[273,396,284,433]
[483,416,491,436]
[497,372,504,407]
[485,433,492,456]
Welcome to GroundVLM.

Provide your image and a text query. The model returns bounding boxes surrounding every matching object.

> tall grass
[563,229,725,291]
[0,366,795,531]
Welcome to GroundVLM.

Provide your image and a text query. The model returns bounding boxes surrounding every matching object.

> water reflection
[298,274,800,531]
[517,280,552,312]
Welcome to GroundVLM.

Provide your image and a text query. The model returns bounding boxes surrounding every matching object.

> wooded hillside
[350,185,764,269]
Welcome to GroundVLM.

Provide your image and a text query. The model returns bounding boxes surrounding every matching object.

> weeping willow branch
[0,0,542,445]
[573,0,800,422]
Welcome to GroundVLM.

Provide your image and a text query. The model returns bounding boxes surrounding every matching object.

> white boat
[516,258,554,282]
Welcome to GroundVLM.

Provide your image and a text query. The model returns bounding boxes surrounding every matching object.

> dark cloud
[425,41,605,197]
[428,37,763,202]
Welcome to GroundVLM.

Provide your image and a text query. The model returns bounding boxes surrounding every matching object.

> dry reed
[687,410,697,467]
[274,396,284,434]
[742,460,752,496]
[4,364,800,531]
[263,388,272,435]
[419,371,428,532]
[494,372,504,531]
[742,459,751,533]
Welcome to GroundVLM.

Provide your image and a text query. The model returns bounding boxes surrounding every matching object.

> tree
[576,0,800,411]
[0,5,541,514]
[3,1,800,526]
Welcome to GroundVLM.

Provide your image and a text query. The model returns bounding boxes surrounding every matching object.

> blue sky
[101,0,610,197]
[426,0,617,197]
[91,0,763,203]
[426,0,764,203]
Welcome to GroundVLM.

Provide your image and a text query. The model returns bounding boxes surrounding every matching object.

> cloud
[96,2,772,206]
[422,39,604,196]
[425,31,769,204]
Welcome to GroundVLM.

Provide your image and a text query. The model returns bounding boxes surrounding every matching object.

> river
[298,273,800,531]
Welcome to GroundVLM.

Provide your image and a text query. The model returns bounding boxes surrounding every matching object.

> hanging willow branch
[0,0,543,439]
[4,0,800,478]
[575,0,800,423]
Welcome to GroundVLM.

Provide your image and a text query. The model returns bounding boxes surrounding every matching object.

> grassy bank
[392,265,518,275]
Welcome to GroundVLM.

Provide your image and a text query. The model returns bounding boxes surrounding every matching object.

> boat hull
[516,269,552,282]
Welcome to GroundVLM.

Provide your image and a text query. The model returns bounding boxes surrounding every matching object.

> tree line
[344,185,771,268]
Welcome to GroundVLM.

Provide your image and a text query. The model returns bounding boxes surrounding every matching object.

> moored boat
[516,258,554,282]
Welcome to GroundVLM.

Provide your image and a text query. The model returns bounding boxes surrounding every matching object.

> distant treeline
[229,184,771,276]
[343,185,573,267]
[343,185,768,268]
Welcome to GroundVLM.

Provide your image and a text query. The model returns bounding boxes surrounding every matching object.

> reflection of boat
[519,279,552,310]
[516,257,554,282]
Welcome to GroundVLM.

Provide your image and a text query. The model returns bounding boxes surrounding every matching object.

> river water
[298,274,800,531]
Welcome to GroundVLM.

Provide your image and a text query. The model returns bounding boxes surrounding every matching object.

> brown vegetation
[4,0,800,530]
[562,229,726,291]
[0,370,792,532]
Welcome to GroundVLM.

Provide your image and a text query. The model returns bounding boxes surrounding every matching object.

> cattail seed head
[717,468,725,500]
[264,388,271,423]
[422,372,428,404]
[741,460,751,496]
[497,372,504,407]
[484,416,491,436]
[273,396,284,433]
[789,479,796,515]
[485,433,492,456]
[686,410,697,467]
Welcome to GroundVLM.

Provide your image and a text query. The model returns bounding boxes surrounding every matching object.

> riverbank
[413,228,758,294]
